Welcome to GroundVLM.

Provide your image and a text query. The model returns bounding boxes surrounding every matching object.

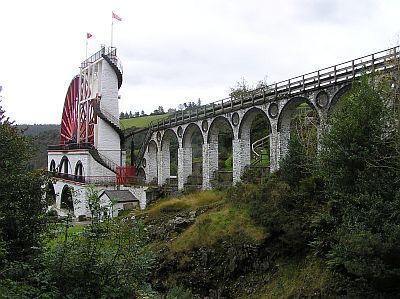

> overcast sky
[0,0,399,124]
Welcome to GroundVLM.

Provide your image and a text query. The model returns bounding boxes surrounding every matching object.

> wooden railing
[146,46,399,131]
[133,46,400,168]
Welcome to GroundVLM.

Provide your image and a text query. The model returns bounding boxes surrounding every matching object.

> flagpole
[111,17,114,48]
[77,67,82,144]
[86,39,88,60]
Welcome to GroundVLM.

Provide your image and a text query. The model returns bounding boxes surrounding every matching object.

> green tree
[320,77,397,194]
[314,76,400,296]
[279,133,311,187]
[45,185,155,298]
[0,101,46,260]
[0,101,56,298]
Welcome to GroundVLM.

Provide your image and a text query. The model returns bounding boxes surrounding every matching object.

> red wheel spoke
[60,76,95,145]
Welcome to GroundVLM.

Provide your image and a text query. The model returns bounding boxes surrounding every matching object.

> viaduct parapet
[137,46,399,190]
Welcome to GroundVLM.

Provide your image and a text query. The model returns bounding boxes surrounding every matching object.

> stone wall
[141,84,349,190]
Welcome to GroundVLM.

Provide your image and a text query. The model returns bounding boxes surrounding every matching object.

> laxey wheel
[60,76,97,145]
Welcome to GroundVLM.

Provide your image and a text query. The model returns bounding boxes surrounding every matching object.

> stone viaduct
[137,47,399,190]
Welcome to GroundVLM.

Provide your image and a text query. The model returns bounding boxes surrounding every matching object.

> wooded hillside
[17,124,60,170]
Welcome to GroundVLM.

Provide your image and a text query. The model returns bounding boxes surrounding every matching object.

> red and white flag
[86,33,93,39]
[112,11,122,21]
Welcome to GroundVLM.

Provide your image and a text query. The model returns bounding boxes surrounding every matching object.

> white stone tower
[47,46,126,217]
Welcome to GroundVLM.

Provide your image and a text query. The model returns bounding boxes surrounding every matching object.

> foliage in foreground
[0,102,55,298]
[0,102,155,298]
[0,119,47,260]
[44,186,155,298]
[45,218,154,298]
[231,76,400,297]
[2,75,400,297]
[314,77,400,296]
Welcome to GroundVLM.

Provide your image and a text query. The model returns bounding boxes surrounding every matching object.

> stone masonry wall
[142,84,348,190]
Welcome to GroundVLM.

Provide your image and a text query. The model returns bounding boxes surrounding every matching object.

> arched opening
[207,117,234,188]
[137,167,146,180]
[45,182,56,205]
[49,160,56,172]
[60,185,74,213]
[160,129,179,186]
[59,156,71,179]
[328,85,352,117]
[239,108,271,173]
[182,123,204,190]
[278,97,320,164]
[74,161,84,183]
[147,140,158,184]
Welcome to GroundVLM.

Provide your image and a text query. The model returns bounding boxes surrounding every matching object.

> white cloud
[0,0,399,124]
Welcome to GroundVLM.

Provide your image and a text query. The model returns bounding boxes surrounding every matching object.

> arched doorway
[60,185,74,213]
[182,123,204,190]
[59,156,71,179]
[49,160,56,173]
[74,161,84,183]
[278,97,320,165]
[328,85,352,117]
[160,129,179,185]
[238,108,271,176]
[207,117,234,188]
[147,140,158,184]
[137,167,146,181]
[45,182,56,206]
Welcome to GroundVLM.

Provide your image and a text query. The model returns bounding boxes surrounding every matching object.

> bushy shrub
[313,76,400,295]
[45,218,154,298]
[166,286,194,299]
[41,185,155,298]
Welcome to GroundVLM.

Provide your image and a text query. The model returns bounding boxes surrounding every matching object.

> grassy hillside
[120,113,171,129]
[133,190,332,298]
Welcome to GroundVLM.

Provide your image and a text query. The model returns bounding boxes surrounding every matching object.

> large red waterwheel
[60,76,96,145]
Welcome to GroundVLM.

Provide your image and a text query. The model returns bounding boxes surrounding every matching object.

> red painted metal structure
[60,76,96,144]
[116,166,137,184]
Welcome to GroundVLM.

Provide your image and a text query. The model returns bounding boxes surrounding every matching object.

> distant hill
[18,115,171,170]
[17,124,60,136]
[17,124,60,170]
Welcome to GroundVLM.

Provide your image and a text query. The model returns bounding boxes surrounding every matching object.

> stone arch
[74,161,84,176]
[137,167,146,180]
[328,84,352,116]
[207,116,233,143]
[277,97,320,132]
[147,140,158,184]
[60,184,74,212]
[148,139,158,152]
[59,156,71,175]
[161,129,178,149]
[49,159,56,172]
[74,161,84,182]
[206,116,234,187]
[160,129,179,184]
[183,123,204,147]
[277,97,320,160]
[46,182,56,204]
[237,107,272,172]
[238,107,271,138]
[180,123,204,190]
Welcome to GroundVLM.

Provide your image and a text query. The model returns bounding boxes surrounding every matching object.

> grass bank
[120,114,171,128]
[171,204,266,252]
